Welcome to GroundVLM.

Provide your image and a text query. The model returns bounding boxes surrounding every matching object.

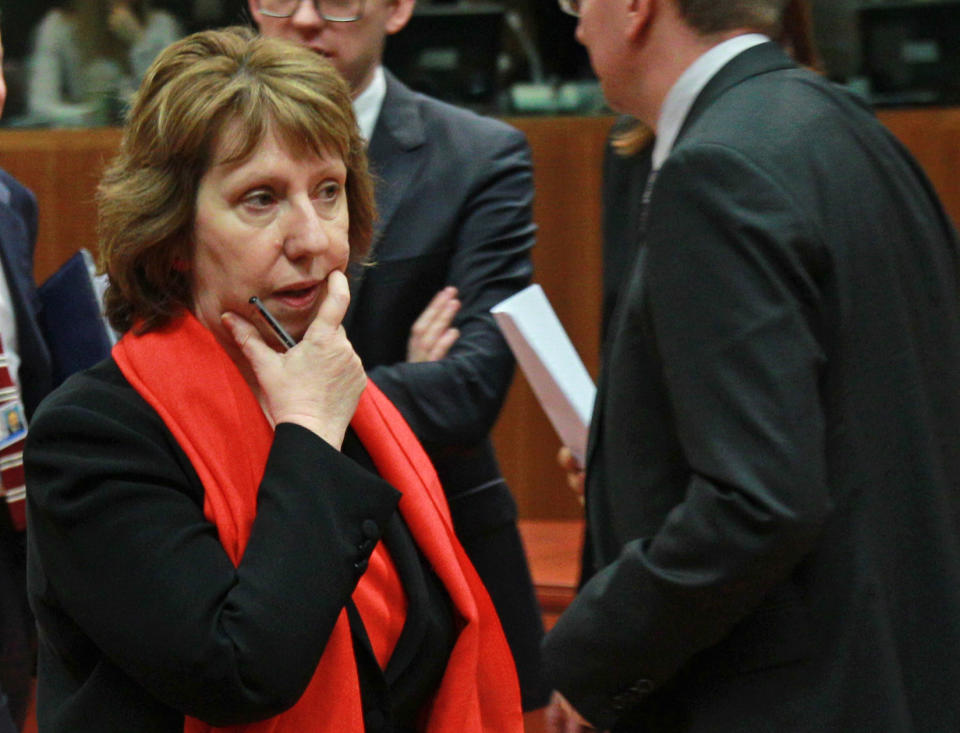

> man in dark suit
[0,15,55,730]
[543,0,960,731]
[249,0,547,710]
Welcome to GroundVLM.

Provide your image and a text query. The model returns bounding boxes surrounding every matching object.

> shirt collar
[652,33,769,169]
[353,65,387,143]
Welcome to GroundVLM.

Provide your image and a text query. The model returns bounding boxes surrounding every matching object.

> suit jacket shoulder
[0,169,38,246]
[372,71,526,159]
[0,169,40,291]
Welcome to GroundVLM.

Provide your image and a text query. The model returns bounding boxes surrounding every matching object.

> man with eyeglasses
[247,0,549,714]
[542,0,960,731]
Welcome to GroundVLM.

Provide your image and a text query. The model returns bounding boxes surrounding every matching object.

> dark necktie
[638,167,659,243]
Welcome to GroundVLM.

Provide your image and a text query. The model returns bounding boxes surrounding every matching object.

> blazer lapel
[346,72,427,327]
[586,159,657,472]
[366,71,426,242]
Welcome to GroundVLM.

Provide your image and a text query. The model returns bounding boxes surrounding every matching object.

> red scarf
[113,312,522,733]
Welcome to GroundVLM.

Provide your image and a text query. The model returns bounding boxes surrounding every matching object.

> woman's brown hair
[98,26,375,333]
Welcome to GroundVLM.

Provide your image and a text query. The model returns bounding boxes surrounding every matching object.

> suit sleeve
[543,144,832,728]
[367,125,535,446]
[25,375,400,725]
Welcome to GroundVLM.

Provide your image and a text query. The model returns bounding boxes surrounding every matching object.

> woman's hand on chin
[222,269,366,449]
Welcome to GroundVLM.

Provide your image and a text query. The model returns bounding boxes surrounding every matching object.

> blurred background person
[25,27,521,731]
[27,0,181,126]
[0,9,55,732]
[248,0,549,712]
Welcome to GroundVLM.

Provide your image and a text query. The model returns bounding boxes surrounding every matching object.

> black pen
[249,296,297,350]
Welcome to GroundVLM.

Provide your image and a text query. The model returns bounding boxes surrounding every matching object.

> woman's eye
[242,190,276,211]
[316,181,341,204]
[313,180,344,219]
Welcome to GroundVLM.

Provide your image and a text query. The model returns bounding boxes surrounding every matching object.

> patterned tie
[637,167,659,243]
[0,334,27,531]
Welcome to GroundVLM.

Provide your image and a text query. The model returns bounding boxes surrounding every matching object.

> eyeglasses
[255,0,365,22]
[557,0,580,18]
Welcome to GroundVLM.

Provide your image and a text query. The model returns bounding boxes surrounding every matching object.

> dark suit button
[365,709,386,731]
[361,519,380,539]
[354,558,369,573]
[635,679,654,694]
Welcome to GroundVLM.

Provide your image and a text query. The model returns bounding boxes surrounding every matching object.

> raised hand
[222,270,366,449]
[406,286,461,363]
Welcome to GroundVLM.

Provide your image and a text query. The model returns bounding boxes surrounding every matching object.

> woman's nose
[282,200,332,260]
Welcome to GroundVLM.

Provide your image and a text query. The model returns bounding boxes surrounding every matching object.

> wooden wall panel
[496,116,614,521]
[877,107,960,230]
[0,128,122,282]
[2,107,959,521]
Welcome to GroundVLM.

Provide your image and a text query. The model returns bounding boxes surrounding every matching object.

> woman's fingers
[303,269,352,341]
[223,272,365,448]
[222,311,277,372]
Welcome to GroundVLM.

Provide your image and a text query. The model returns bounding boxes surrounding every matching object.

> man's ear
[247,0,260,24]
[385,0,416,35]
[626,0,654,41]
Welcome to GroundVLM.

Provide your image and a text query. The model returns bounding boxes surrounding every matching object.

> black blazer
[24,359,457,732]
[344,72,548,708]
[543,43,960,731]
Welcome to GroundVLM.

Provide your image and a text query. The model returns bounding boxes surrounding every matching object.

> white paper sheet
[492,284,596,465]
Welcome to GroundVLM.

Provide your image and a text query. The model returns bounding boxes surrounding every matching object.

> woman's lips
[272,283,320,309]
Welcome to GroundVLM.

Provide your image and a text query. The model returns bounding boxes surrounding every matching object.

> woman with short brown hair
[25,27,521,732]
